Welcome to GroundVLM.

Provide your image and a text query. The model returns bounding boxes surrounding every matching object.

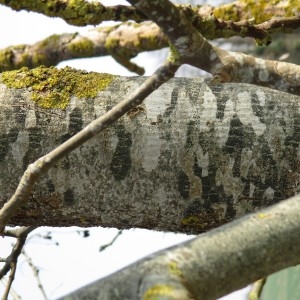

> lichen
[142,284,175,300]
[1,66,117,109]
[213,0,300,24]
[168,261,182,277]
[167,41,181,64]
[67,38,94,57]
[0,49,14,72]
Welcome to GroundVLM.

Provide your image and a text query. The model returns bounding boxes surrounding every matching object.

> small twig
[0,61,179,233]
[2,262,17,300]
[0,226,37,299]
[248,278,267,300]
[22,249,48,300]
[0,277,21,300]
[99,230,123,252]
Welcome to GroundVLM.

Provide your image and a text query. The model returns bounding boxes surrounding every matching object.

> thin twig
[99,230,123,252]
[248,278,267,300]
[0,226,37,300]
[2,262,17,300]
[22,249,48,300]
[0,277,21,300]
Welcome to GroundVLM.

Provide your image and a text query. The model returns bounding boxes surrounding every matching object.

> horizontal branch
[58,193,300,300]
[0,0,147,26]
[0,72,299,233]
[0,22,167,73]
[1,0,299,42]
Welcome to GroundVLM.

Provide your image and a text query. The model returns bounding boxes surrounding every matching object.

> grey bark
[0,77,299,234]
[57,193,300,300]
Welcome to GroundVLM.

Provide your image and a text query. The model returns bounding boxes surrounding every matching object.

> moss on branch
[1,66,117,109]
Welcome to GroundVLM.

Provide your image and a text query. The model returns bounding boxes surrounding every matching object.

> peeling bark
[0,77,299,234]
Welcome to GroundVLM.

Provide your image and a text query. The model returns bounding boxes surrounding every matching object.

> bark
[0,74,299,234]
[0,22,167,73]
[57,193,300,300]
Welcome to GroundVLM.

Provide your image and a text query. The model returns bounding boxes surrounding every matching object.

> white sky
[0,2,250,299]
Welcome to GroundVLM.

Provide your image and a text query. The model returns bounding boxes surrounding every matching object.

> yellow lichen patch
[213,0,300,24]
[1,66,116,109]
[67,37,94,57]
[168,261,182,278]
[256,213,273,219]
[143,284,175,300]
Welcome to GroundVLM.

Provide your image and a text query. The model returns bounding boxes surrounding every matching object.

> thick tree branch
[0,74,298,232]
[58,193,300,300]
[0,62,178,232]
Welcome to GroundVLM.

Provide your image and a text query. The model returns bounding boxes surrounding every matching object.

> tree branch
[0,226,37,300]
[0,22,167,73]
[0,0,147,26]
[57,193,300,300]
[0,62,179,232]
[127,0,300,94]
[0,74,298,232]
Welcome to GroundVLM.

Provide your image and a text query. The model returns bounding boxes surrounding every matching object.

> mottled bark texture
[58,194,300,300]
[0,76,299,234]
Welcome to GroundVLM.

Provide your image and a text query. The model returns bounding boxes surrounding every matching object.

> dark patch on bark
[59,107,83,143]
[68,107,83,135]
[22,127,45,170]
[63,188,75,206]
[185,82,202,102]
[223,114,255,177]
[177,170,190,199]
[259,137,278,189]
[0,128,19,162]
[224,114,245,154]
[110,123,132,181]
[12,96,27,126]
[163,87,178,118]
[193,156,202,178]
[250,91,264,122]
[209,83,228,120]
[216,94,229,120]
[285,112,300,147]
[185,121,195,149]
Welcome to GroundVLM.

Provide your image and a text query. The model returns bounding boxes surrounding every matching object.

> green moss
[1,66,117,109]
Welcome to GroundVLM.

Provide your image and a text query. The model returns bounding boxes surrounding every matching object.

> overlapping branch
[59,194,300,300]
[0,226,37,299]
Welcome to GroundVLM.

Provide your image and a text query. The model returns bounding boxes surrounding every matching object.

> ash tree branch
[1,2,300,91]
[58,193,300,300]
[0,0,147,26]
[0,22,167,74]
[0,61,179,232]
[128,0,300,95]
